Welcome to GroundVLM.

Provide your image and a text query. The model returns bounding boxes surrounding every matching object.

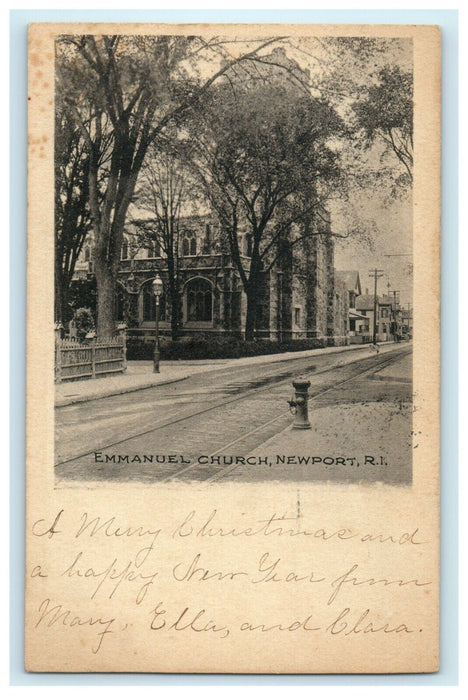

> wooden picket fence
[55,335,127,383]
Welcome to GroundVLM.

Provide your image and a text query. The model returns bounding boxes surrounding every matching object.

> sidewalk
[55,362,211,407]
[55,340,406,407]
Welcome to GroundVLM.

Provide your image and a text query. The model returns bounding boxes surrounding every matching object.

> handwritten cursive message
[28,507,434,661]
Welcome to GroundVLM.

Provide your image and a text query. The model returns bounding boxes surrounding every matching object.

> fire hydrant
[287,378,311,430]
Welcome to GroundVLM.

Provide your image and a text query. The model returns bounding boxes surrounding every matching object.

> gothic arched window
[182,232,197,256]
[147,240,161,258]
[186,278,212,322]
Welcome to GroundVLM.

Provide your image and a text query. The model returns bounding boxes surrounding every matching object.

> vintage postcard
[26,23,440,673]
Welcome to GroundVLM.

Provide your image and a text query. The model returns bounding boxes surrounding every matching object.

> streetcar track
[166,352,405,483]
[55,348,409,469]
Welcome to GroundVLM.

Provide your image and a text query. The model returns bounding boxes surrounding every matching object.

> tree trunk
[244,254,263,341]
[93,172,131,337]
[168,280,181,342]
[55,259,64,324]
[95,260,117,338]
[55,258,72,326]
[244,290,257,341]
[170,292,181,342]
[165,256,181,342]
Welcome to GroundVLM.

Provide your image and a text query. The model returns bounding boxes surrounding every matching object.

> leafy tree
[56,34,282,336]
[186,76,344,340]
[72,307,95,341]
[67,278,97,319]
[54,104,92,324]
[352,66,413,185]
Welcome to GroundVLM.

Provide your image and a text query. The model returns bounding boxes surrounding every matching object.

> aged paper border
[17,10,454,680]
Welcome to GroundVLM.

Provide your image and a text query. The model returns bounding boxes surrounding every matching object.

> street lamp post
[152,274,163,373]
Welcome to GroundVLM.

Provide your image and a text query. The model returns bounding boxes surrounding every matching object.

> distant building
[335,270,368,338]
[401,307,413,338]
[354,294,375,338]
[378,295,394,341]
[354,293,403,342]
[335,270,362,309]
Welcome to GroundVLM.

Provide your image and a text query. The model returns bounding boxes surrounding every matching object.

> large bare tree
[56,34,282,336]
[130,141,202,340]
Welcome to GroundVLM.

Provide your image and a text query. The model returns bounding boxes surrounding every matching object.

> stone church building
[74,210,349,344]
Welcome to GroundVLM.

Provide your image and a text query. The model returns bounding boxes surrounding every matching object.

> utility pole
[387,289,400,341]
[388,290,400,308]
[369,269,385,344]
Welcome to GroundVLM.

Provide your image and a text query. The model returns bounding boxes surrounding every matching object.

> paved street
[215,351,413,485]
[55,344,412,485]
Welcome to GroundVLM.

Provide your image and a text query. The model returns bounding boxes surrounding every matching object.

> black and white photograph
[25,22,441,674]
[53,31,414,486]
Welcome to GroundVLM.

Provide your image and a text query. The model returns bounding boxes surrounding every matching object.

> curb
[55,341,408,408]
[202,340,399,369]
[55,374,190,408]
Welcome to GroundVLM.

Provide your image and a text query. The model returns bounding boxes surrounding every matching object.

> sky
[333,177,413,307]
[334,206,412,307]
[294,36,413,307]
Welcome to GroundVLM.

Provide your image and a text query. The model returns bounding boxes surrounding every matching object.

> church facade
[74,211,349,345]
